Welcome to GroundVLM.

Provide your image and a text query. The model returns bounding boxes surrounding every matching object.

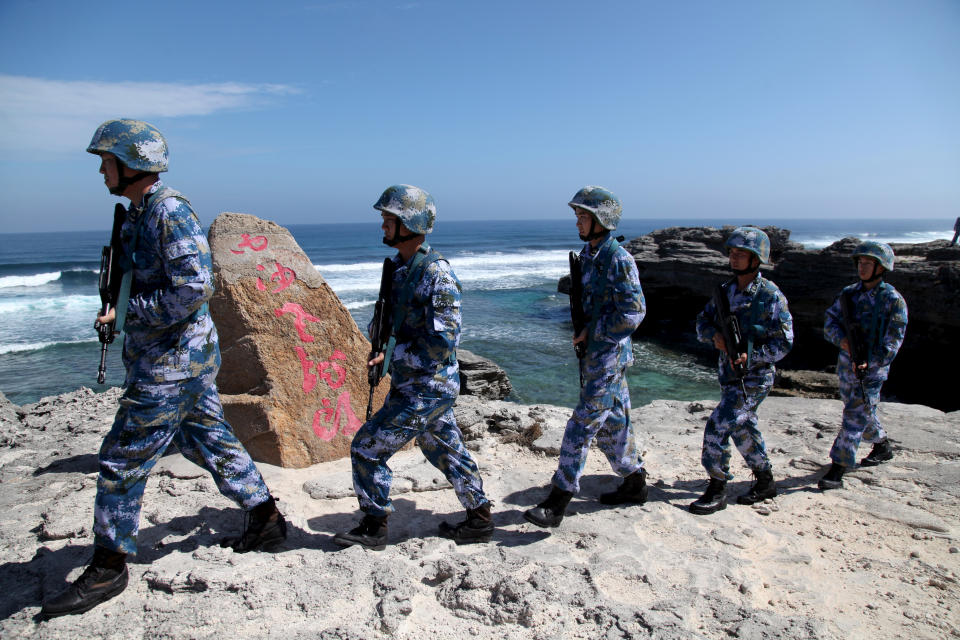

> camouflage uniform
[695,275,794,481]
[551,234,646,494]
[351,245,488,517]
[824,281,908,467]
[94,181,270,554]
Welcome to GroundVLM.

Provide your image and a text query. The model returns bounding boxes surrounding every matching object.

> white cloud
[0,75,299,153]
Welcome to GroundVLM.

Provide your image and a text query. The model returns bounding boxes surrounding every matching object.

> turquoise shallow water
[0,217,953,407]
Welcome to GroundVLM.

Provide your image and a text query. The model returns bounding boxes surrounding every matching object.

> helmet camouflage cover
[373,184,436,235]
[725,226,771,264]
[86,119,169,173]
[568,186,622,231]
[853,240,895,271]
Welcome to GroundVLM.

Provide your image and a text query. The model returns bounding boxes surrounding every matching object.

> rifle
[367,258,396,419]
[95,204,128,384]
[712,281,748,396]
[568,252,586,386]
[840,290,869,404]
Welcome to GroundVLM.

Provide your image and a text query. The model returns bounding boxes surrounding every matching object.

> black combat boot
[523,486,574,528]
[41,546,128,618]
[599,469,648,505]
[689,478,727,515]
[736,468,777,505]
[222,496,288,553]
[438,502,495,544]
[818,463,845,490]
[860,439,894,467]
[333,514,388,550]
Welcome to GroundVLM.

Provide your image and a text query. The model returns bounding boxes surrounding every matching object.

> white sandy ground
[0,388,958,639]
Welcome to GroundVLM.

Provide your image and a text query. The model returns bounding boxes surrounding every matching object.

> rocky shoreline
[561,226,960,411]
[2,384,958,639]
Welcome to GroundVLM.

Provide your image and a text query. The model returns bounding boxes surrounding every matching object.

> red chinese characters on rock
[234,232,362,444]
[295,347,363,441]
[274,302,321,343]
[256,262,296,293]
[230,233,269,254]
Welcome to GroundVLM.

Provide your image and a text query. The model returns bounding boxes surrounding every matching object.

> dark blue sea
[0,217,952,408]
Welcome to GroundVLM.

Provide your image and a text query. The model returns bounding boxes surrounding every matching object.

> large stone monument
[208,213,389,468]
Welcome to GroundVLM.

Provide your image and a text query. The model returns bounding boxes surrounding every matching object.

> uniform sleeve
[696,298,718,345]
[823,292,846,348]
[126,199,213,327]
[751,287,793,365]
[878,291,908,367]
[595,250,645,343]
[423,261,461,359]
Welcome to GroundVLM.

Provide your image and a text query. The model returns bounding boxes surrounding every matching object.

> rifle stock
[712,282,748,396]
[95,204,127,384]
[840,291,870,403]
[367,258,395,420]
[569,252,586,359]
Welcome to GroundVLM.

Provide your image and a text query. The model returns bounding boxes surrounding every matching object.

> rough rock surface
[2,387,958,639]
[457,350,513,400]
[208,213,389,468]
[587,227,959,410]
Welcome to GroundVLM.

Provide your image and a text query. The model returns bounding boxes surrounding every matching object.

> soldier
[41,120,285,619]
[333,185,493,549]
[690,227,794,515]
[818,241,908,490]
[524,186,647,528]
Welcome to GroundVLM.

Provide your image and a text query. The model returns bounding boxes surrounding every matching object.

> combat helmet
[725,227,771,264]
[86,119,168,173]
[852,241,894,272]
[568,186,622,231]
[374,185,436,235]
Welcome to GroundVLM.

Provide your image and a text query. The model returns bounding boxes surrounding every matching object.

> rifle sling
[114,187,207,336]
[381,245,444,374]
[584,236,621,348]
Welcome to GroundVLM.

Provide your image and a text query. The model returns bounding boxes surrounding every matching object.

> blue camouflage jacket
[120,180,219,384]
[824,281,907,375]
[578,234,646,371]
[696,274,794,384]
[371,245,461,399]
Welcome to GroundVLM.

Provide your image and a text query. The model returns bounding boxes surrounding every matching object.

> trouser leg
[830,374,885,467]
[593,376,643,477]
[94,383,186,554]
[702,375,772,481]
[350,395,418,517]
[172,382,270,509]
[417,402,488,510]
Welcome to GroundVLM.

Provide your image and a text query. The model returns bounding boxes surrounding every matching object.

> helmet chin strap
[579,218,608,242]
[110,161,153,196]
[382,223,419,247]
[730,254,760,276]
[858,261,883,283]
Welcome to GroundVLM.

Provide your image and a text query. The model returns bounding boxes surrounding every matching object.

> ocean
[0,217,953,408]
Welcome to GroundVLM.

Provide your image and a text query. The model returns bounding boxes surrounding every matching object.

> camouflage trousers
[551,366,642,494]
[94,376,270,554]
[701,368,774,481]
[350,391,488,517]
[829,365,887,468]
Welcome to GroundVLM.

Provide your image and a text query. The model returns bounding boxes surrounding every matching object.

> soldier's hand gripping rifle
[367,258,396,420]
[568,252,587,387]
[95,204,128,384]
[840,291,870,405]
[712,282,748,397]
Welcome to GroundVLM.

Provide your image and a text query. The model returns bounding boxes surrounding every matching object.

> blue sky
[0,0,958,232]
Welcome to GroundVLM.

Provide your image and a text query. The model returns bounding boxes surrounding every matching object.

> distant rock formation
[209,213,390,468]
[458,349,513,400]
